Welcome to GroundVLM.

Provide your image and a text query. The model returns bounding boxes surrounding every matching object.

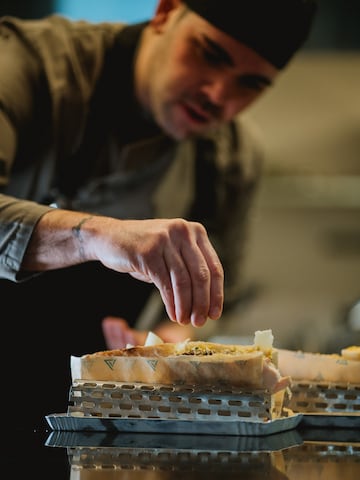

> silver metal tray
[287,381,360,428]
[288,381,360,414]
[46,428,303,451]
[68,380,283,422]
[46,411,302,436]
[301,412,360,428]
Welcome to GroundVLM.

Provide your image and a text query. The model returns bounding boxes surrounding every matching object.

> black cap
[183,0,317,69]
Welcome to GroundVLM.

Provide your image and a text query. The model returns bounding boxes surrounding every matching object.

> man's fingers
[148,258,177,322]
[179,243,210,327]
[110,218,224,328]
[196,233,224,320]
[164,221,224,327]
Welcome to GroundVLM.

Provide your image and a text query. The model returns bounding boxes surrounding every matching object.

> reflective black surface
[3,425,360,479]
[3,428,69,478]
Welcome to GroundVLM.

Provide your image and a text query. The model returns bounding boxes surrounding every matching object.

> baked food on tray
[278,345,360,384]
[71,329,291,394]
[277,345,360,415]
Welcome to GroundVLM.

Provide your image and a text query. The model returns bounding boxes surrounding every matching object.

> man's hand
[22,210,224,327]
[94,217,224,327]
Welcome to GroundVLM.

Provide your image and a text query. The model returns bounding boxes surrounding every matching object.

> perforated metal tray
[288,381,360,414]
[46,380,300,436]
[287,381,360,428]
[68,380,283,421]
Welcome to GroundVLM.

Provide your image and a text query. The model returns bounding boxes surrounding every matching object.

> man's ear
[151,0,182,28]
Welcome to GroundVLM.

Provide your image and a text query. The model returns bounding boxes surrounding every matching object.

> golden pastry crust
[341,345,360,361]
[90,341,267,359]
[72,341,289,394]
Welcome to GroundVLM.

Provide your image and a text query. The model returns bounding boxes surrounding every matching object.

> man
[0,0,317,428]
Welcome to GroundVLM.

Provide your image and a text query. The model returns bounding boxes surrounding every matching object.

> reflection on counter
[47,430,300,479]
[46,428,360,480]
[284,430,360,480]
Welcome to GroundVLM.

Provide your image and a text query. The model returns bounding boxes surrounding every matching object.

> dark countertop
[3,425,360,479]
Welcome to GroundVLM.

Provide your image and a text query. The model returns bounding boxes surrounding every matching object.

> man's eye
[238,76,266,92]
[202,47,222,66]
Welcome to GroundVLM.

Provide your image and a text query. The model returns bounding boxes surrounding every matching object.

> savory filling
[177,342,260,357]
[180,345,234,356]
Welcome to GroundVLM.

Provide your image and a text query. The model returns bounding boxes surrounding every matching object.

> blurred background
[1,1,359,352]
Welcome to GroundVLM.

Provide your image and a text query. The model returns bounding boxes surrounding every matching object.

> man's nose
[202,77,230,106]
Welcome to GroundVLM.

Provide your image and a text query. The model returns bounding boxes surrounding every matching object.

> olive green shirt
[0,14,263,303]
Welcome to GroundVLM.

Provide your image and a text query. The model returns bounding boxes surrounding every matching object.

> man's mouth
[181,100,211,125]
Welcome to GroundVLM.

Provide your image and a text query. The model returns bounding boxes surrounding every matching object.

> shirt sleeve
[0,194,53,281]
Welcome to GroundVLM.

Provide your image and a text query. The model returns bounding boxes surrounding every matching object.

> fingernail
[179,318,191,326]
[192,315,207,327]
[209,307,221,319]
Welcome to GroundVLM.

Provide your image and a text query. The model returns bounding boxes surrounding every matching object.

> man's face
[138,6,279,140]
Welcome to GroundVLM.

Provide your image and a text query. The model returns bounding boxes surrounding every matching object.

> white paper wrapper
[71,345,292,394]
[71,351,268,388]
[278,349,360,384]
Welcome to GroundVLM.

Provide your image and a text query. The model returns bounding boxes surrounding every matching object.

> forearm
[21,208,101,271]
[20,208,224,328]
